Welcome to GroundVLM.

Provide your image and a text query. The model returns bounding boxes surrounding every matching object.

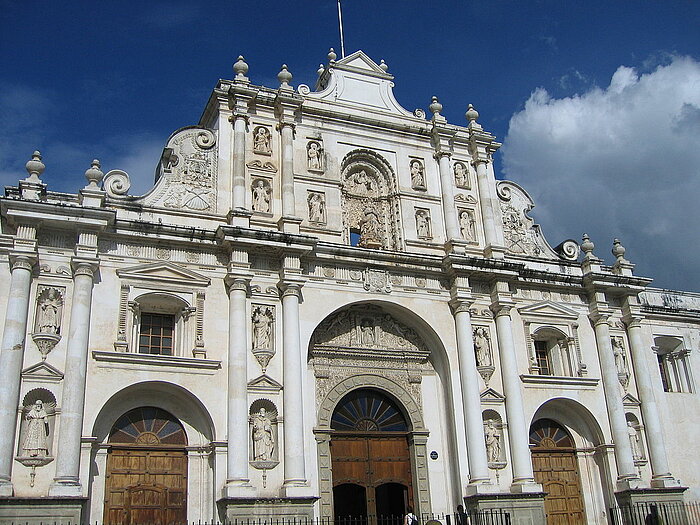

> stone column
[279,122,296,218]
[591,316,639,485]
[451,300,490,484]
[437,153,460,241]
[0,255,35,496]
[223,275,254,496]
[280,280,307,489]
[231,111,248,210]
[493,305,537,487]
[625,317,677,486]
[50,260,97,495]
[474,160,499,248]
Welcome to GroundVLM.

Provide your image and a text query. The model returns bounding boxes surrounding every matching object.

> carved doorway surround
[530,419,585,525]
[104,407,188,525]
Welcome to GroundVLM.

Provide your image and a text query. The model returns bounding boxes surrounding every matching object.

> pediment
[622,393,641,407]
[518,301,579,320]
[248,374,283,393]
[117,262,210,287]
[480,388,505,404]
[335,50,392,78]
[22,361,64,382]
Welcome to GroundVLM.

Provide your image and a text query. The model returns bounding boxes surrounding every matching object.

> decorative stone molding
[364,268,392,294]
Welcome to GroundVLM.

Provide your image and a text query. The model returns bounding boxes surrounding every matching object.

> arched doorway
[530,418,585,525]
[104,407,188,525]
[331,389,413,525]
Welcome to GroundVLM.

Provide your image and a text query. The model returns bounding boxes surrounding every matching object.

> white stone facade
[0,51,698,524]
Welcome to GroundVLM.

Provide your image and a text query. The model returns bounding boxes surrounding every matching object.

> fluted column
[231,112,248,210]
[493,305,537,487]
[474,160,499,247]
[451,300,490,484]
[591,315,639,485]
[280,280,307,488]
[625,317,677,486]
[437,153,460,241]
[0,255,35,496]
[279,122,296,218]
[223,275,254,496]
[50,260,97,496]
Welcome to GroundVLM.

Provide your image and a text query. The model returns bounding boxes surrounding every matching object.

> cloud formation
[502,56,700,292]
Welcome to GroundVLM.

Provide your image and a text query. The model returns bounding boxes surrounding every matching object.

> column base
[444,239,469,254]
[218,496,317,521]
[0,497,86,524]
[48,477,82,497]
[227,208,253,227]
[615,485,688,507]
[510,481,544,494]
[221,480,257,498]
[464,490,545,524]
[616,477,644,492]
[650,475,683,489]
[281,481,312,498]
[464,482,497,496]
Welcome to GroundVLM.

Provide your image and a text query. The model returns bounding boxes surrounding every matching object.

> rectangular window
[534,340,551,375]
[139,313,175,355]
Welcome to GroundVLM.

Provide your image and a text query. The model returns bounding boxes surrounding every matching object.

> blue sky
[1,1,699,291]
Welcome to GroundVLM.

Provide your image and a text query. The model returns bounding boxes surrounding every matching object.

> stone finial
[612,238,627,262]
[317,64,325,76]
[466,104,479,123]
[233,55,249,82]
[581,233,596,260]
[429,96,443,118]
[379,59,388,72]
[278,64,292,89]
[84,159,104,189]
[328,48,337,63]
[25,151,45,182]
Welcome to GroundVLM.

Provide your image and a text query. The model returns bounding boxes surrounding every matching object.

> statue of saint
[252,408,274,461]
[308,192,325,223]
[38,289,62,334]
[454,162,469,188]
[22,400,50,457]
[252,180,270,213]
[485,420,500,463]
[612,338,628,375]
[252,308,272,349]
[416,210,431,238]
[474,327,492,367]
[628,422,642,460]
[254,127,271,153]
[410,160,425,189]
[459,210,475,241]
[359,210,382,247]
[307,141,322,170]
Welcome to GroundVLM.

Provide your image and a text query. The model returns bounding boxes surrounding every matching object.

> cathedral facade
[0,50,697,525]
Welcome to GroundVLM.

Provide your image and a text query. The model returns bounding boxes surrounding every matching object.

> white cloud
[502,56,700,291]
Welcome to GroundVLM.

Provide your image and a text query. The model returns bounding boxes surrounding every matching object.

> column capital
[278,278,305,298]
[276,121,296,132]
[589,313,610,327]
[448,297,473,315]
[432,150,452,161]
[490,302,513,317]
[225,273,252,292]
[8,253,36,271]
[228,112,250,125]
[70,258,98,278]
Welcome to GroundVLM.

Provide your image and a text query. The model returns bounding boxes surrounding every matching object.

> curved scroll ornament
[16,389,57,487]
[194,129,216,149]
[103,169,131,198]
[497,180,576,260]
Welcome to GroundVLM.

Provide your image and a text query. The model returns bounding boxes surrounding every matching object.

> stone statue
[360,319,375,346]
[348,169,377,196]
[410,160,425,189]
[474,327,492,367]
[253,127,271,153]
[252,408,274,461]
[252,307,272,349]
[485,419,501,463]
[416,209,431,238]
[22,400,50,457]
[628,422,642,460]
[459,210,475,241]
[612,337,628,375]
[252,180,270,213]
[454,162,469,189]
[359,210,382,247]
[307,141,322,170]
[38,288,62,334]
[308,192,326,223]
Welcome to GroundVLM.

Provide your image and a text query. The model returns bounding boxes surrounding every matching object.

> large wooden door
[104,407,188,525]
[331,389,413,524]
[530,419,585,525]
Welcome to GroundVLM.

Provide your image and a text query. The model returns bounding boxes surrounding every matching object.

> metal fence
[609,501,700,525]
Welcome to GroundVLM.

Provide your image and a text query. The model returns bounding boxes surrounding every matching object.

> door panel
[532,450,585,525]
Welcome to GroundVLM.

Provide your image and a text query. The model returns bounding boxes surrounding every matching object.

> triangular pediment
[518,301,579,320]
[622,393,641,407]
[480,388,505,404]
[117,262,210,287]
[335,50,392,78]
[22,361,64,382]
[248,374,283,393]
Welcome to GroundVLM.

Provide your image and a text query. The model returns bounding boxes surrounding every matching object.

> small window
[138,313,175,355]
[654,336,693,393]
[349,228,361,247]
[534,340,552,375]
[532,329,575,376]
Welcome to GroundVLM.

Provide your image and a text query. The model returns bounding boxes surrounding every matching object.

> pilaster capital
[71,258,99,279]
[9,253,37,272]
[491,303,513,318]
[278,278,305,298]
[623,316,643,330]
[224,273,252,293]
[448,298,473,315]
[228,112,250,125]
[276,121,296,133]
[432,150,452,161]
[589,313,610,327]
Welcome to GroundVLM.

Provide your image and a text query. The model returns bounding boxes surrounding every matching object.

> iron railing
[609,501,700,525]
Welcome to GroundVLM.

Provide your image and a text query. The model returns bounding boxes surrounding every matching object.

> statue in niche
[459,210,475,241]
[252,307,272,349]
[612,337,629,376]
[359,209,382,247]
[628,422,642,460]
[252,408,274,461]
[485,419,501,463]
[410,159,425,189]
[415,209,431,238]
[37,288,62,334]
[253,127,271,154]
[454,162,470,189]
[473,327,492,367]
[22,400,50,457]
[252,179,271,213]
[308,192,326,223]
[360,319,375,346]
[307,141,323,170]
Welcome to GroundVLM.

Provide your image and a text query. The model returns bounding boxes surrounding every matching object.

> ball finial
[429,96,443,117]
[466,104,480,123]
[612,238,627,261]
[328,48,337,62]
[233,55,249,80]
[25,151,45,181]
[278,64,293,88]
[84,159,104,188]
[581,233,596,260]
[317,63,325,76]
[379,59,389,72]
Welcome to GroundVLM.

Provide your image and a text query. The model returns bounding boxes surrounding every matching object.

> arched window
[331,389,408,432]
[653,336,694,393]
[532,327,574,376]
[529,418,574,449]
[130,293,193,357]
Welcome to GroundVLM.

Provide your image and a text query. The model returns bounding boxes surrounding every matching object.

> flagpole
[337,0,346,58]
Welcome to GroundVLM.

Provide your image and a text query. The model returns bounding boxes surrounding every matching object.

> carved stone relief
[415,208,432,239]
[364,269,392,294]
[251,178,272,214]
[458,208,476,242]
[252,305,275,372]
[307,140,324,172]
[474,326,495,385]
[410,159,426,190]
[16,389,57,487]
[307,191,326,224]
[32,286,65,360]
[612,336,630,389]
[453,161,470,189]
[253,126,272,155]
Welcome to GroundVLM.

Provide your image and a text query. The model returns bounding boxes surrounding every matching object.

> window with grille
[138,313,175,355]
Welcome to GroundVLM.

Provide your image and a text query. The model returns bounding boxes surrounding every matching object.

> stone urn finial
[581,233,596,260]
[328,48,337,63]
[612,238,627,262]
[317,63,325,76]
[84,159,104,189]
[429,96,443,118]
[233,55,249,81]
[278,64,292,89]
[466,104,480,124]
[25,151,45,182]
[379,59,389,72]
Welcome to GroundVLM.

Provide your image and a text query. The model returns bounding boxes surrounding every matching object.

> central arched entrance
[530,418,585,525]
[331,389,413,525]
[104,407,188,525]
